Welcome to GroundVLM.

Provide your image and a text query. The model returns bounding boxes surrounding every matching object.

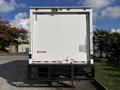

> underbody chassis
[27,63,95,86]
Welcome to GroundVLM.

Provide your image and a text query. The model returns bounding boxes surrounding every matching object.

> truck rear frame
[28,7,95,85]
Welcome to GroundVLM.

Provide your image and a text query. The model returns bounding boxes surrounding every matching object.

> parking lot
[0,56,99,90]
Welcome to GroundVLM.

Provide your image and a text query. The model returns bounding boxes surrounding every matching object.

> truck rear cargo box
[28,7,95,82]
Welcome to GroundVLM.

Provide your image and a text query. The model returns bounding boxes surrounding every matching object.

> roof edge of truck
[30,6,92,9]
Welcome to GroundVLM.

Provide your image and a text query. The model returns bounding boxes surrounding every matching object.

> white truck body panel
[29,7,93,64]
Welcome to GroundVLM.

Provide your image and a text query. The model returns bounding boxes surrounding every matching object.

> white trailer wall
[29,8,93,64]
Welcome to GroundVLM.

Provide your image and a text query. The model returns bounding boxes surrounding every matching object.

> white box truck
[28,7,95,83]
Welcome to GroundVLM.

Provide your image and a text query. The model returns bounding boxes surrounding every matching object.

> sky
[0,0,120,31]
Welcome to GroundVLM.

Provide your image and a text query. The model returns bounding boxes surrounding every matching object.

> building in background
[9,43,17,54]
[18,44,29,54]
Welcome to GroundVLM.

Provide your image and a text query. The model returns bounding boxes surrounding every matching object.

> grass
[95,61,120,90]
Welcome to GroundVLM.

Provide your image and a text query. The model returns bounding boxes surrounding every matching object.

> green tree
[94,30,109,58]
[94,29,120,68]
[108,32,120,67]
[0,19,28,51]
